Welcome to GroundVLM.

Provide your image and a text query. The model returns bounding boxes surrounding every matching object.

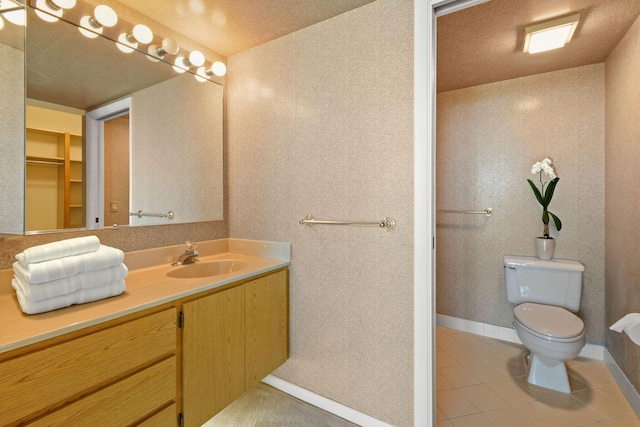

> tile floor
[436,326,640,427]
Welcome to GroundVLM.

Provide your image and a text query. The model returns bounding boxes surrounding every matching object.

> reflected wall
[0,42,24,236]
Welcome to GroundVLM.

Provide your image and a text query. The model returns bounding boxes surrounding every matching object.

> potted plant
[528,157,562,259]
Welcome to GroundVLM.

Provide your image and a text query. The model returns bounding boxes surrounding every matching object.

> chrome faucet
[173,241,199,266]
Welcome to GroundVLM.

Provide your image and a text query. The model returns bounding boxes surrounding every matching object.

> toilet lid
[514,303,584,339]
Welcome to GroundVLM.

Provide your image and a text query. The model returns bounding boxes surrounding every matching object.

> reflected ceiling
[438,0,640,92]
[26,7,178,111]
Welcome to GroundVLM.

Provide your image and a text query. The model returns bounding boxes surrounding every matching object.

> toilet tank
[504,255,584,312]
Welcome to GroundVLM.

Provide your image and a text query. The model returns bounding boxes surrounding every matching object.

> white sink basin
[167,260,249,279]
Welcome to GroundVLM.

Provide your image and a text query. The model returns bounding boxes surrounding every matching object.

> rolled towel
[15,236,101,267]
[12,263,128,302]
[13,245,125,284]
[14,280,126,315]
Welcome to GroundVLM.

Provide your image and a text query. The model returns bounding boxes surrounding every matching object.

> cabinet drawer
[30,356,176,426]
[137,403,177,427]
[0,308,176,425]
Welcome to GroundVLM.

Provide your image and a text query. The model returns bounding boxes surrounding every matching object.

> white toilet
[503,255,586,393]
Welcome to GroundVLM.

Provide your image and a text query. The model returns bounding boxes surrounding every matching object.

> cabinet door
[182,286,245,427]
[245,269,289,389]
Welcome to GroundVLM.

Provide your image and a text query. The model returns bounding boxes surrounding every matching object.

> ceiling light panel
[524,14,580,54]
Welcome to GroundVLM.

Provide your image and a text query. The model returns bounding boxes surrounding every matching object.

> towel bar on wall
[436,208,493,216]
[299,214,396,232]
[129,210,175,220]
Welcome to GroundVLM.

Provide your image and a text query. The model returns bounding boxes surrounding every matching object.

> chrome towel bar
[299,214,396,232]
[436,208,493,217]
[129,210,175,220]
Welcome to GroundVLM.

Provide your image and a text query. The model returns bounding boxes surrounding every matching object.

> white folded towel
[16,236,101,267]
[14,280,126,315]
[13,245,125,284]
[12,263,128,302]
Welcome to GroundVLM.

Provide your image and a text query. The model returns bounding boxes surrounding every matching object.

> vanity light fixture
[116,24,153,53]
[34,0,76,23]
[195,61,227,81]
[524,14,580,54]
[173,50,205,73]
[146,37,179,62]
[78,4,117,39]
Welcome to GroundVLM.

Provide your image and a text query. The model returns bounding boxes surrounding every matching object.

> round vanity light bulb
[146,44,161,62]
[34,9,59,22]
[117,33,136,53]
[4,8,26,26]
[146,38,179,62]
[49,0,77,9]
[162,38,179,55]
[35,0,62,22]
[79,15,100,38]
[131,24,153,44]
[173,57,187,73]
[188,50,205,67]
[94,4,117,27]
[211,61,226,77]
[195,66,210,82]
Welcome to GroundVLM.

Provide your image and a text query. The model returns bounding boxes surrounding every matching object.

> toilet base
[526,352,571,393]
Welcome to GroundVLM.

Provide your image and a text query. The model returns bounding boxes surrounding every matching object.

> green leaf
[527,179,544,205]
[548,211,562,231]
[542,177,559,208]
[542,210,549,225]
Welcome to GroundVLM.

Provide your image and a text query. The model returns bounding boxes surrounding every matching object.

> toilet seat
[514,302,584,341]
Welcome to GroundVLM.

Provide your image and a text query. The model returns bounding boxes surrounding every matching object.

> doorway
[85,97,131,229]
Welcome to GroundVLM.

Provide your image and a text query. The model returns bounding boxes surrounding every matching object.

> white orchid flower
[528,157,562,237]
[531,162,542,174]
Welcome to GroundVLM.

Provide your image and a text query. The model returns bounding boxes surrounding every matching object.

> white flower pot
[536,237,555,260]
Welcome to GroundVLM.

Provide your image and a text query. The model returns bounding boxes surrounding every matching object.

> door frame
[414,1,489,425]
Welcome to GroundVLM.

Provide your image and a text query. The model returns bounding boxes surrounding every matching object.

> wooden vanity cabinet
[181,268,289,427]
[0,267,288,427]
[0,306,178,426]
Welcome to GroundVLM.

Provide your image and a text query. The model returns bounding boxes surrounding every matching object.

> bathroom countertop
[0,239,290,354]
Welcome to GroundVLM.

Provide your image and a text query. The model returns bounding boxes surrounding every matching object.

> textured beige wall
[436,65,606,344]
[0,43,25,236]
[227,0,414,425]
[605,15,640,390]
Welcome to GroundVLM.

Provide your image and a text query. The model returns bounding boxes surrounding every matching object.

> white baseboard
[604,348,640,416]
[262,375,393,427]
[435,313,604,360]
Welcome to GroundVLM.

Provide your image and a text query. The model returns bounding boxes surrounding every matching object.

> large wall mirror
[1,2,223,236]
